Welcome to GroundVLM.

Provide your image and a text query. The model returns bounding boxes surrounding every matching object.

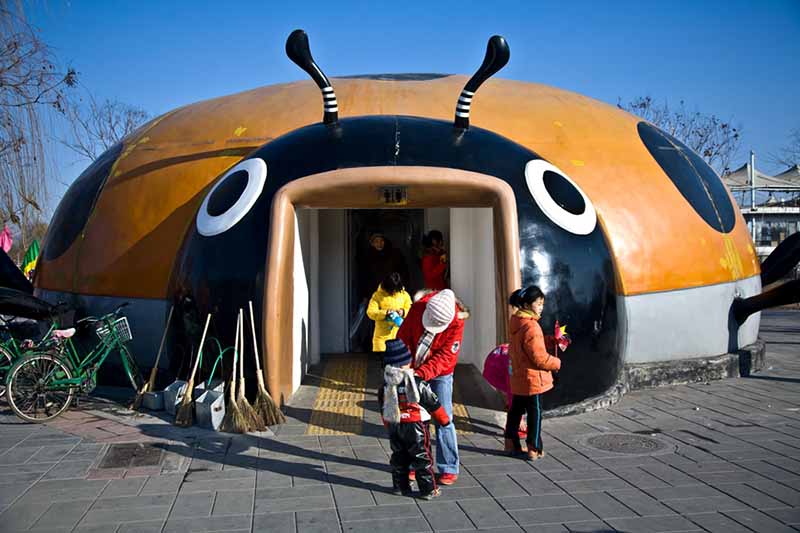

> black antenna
[286,29,338,125]
[455,35,510,130]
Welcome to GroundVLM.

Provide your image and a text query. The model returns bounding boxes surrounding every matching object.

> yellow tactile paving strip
[306,356,367,435]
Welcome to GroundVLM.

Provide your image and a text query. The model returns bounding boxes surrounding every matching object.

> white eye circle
[524,159,597,235]
[196,158,267,237]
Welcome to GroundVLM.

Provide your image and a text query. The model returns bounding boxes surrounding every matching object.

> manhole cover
[584,433,667,455]
[99,443,164,469]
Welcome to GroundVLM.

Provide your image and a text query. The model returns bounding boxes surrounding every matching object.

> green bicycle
[5,303,144,423]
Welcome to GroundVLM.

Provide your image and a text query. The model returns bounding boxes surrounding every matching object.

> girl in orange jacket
[504,286,562,460]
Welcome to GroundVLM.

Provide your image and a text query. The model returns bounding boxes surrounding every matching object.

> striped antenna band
[454,35,510,130]
[286,30,339,126]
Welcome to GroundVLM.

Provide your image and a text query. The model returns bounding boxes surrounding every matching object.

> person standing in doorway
[367,272,412,352]
[421,230,448,290]
[397,288,468,485]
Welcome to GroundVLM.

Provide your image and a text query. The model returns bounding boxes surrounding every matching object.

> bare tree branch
[63,93,149,161]
[618,96,742,176]
[768,127,800,169]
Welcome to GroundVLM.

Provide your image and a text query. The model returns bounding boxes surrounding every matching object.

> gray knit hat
[422,289,456,334]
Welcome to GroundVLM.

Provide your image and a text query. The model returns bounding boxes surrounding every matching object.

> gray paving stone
[169,491,214,518]
[571,491,639,519]
[91,493,176,511]
[545,468,617,483]
[639,464,704,486]
[0,501,50,530]
[116,520,165,533]
[683,512,756,533]
[163,513,252,532]
[609,467,671,489]
[0,462,56,475]
[643,483,726,501]
[139,474,184,495]
[332,485,376,507]
[339,502,420,522]
[0,446,43,465]
[722,509,798,532]
[100,477,148,498]
[252,511,295,532]
[764,507,800,525]
[28,444,78,463]
[180,476,255,493]
[296,509,341,532]
[79,505,171,526]
[254,494,334,514]
[30,499,94,531]
[607,489,676,517]
[185,467,255,482]
[341,516,431,532]
[555,477,632,493]
[747,480,800,507]
[212,489,253,516]
[510,472,565,495]
[256,483,330,501]
[41,460,93,480]
[459,498,516,529]
[418,500,473,531]
[499,493,578,511]
[663,495,750,514]
[24,479,109,502]
[606,514,703,532]
[716,482,792,509]
[435,486,490,501]
[510,505,598,525]
[473,474,528,498]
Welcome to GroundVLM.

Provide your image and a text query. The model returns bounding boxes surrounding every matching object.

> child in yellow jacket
[368,272,412,352]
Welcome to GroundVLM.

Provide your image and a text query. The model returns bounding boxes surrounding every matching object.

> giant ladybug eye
[196,158,267,236]
[525,159,597,235]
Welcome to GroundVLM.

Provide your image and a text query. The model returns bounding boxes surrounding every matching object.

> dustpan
[196,347,229,430]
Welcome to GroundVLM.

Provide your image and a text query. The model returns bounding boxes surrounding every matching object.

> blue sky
[30,0,800,193]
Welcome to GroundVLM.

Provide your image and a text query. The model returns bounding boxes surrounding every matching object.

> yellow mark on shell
[553,121,563,128]
[571,160,585,167]
[234,126,247,137]
[719,234,744,279]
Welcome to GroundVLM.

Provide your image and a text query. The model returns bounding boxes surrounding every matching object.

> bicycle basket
[96,317,133,343]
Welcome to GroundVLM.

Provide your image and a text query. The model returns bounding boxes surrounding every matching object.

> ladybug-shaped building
[36,32,780,410]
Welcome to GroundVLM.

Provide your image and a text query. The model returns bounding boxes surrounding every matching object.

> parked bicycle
[5,303,144,423]
[0,287,71,396]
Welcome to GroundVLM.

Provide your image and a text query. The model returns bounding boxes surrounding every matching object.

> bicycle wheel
[120,346,145,392]
[6,352,75,423]
[0,344,15,397]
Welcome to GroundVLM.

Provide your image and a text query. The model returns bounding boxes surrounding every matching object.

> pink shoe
[437,473,458,485]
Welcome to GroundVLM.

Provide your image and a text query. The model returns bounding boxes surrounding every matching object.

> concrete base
[460,340,766,421]
[545,339,766,418]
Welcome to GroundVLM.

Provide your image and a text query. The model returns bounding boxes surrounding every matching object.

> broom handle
[248,300,268,390]
[248,301,262,372]
[187,314,211,386]
[229,313,240,403]
[147,305,173,388]
[238,310,246,397]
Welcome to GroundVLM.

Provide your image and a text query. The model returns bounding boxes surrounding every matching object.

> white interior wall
[425,208,450,244]
[292,212,310,392]
[450,208,497,369]
[317,210,348,354]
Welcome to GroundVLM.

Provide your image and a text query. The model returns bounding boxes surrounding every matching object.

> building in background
[725,153,800,275]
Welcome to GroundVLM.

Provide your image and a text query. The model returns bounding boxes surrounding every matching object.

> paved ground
[0,310,799,532]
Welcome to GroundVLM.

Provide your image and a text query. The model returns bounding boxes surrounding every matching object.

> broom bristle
[174,397,194,427]
[222,398,248,433]
[132,382,151,410]
[239,396,266,431]
[255,389,285,426]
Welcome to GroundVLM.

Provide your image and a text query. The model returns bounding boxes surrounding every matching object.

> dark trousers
[388,421,436,494]
[504,393,544,452]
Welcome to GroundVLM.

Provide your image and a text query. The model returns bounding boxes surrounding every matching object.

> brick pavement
[0,309,798,532]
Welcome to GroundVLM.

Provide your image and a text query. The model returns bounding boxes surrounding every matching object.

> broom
[133,305,174,410]
[248,300,285,425]
[221,313,247,433]
[175,313,211,427]
[237,310,266,432]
